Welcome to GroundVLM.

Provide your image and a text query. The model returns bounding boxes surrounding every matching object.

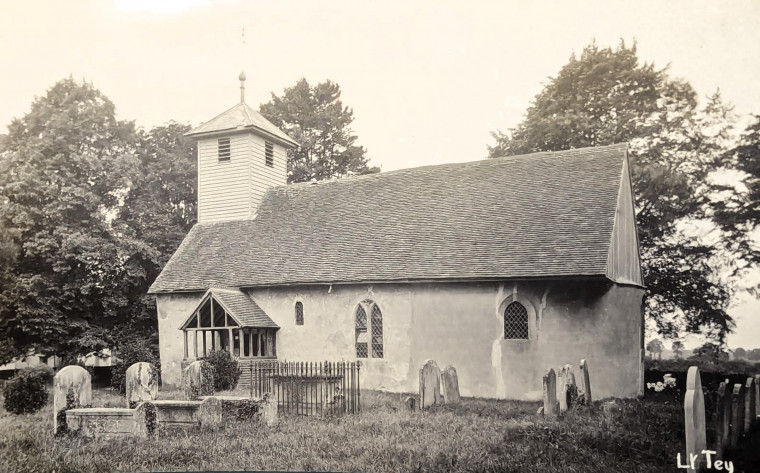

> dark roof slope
[149,144,629,293]
[212,289,279,328]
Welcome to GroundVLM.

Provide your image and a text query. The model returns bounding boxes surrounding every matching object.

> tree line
[1,40,759,363]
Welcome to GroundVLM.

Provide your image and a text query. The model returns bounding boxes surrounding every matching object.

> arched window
[504,301,529,340]
[295,301,304,326]
[355,300,383,358]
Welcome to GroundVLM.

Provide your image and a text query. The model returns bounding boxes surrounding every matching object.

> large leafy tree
[260,78,379,183]
[489,41,736,342]
[713,115,760,268]
[0,78,152,363]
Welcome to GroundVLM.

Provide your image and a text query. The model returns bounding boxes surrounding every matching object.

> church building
[148,75,646,400]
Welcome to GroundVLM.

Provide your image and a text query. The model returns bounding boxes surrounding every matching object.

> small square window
[265,141,274,167]
[218,138,231,161]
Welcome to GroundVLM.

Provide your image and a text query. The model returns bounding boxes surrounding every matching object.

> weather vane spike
[239,27,246,103]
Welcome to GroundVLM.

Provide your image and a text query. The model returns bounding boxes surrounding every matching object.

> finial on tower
[239,72,246,103]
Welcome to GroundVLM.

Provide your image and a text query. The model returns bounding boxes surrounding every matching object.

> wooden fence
[238,360,361,416]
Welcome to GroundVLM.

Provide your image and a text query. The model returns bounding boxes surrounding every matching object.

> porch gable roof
[179,288,279,330]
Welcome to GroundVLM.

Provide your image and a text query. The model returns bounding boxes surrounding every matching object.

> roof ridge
[276,143,629,191]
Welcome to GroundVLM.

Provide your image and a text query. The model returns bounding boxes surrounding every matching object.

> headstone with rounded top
[261,393,278,426]
[419,360,441,409]
[53,365,92,436]
[404,396,417,411]
[198,397,223,430]
[441,365,461,404]
[684,366,706,473]
[182,360,214,401]
[126,362,159,408]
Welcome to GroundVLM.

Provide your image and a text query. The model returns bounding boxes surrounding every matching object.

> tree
[488,41,736,342]
[690,342,728,364]
[713,115,760,270]
[734,347,747,360]
[646,339,664,360]
[113,122,197,345]
[671,340,684,359]
[0,78,150,364]
[260,78,379,183]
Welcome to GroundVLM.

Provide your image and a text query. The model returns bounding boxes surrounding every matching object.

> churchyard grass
[1,388,685,473]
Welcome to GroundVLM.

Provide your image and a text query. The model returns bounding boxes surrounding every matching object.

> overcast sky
[2,0,760,349]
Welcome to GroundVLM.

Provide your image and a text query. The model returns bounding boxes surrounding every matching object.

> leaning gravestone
[441,365,461,403]
[744,377,756,434]
[53,365,92,436]
[126,362,159,408]
[543,368,558,418]
[684,366,706,473]
[715,381,732,460]
[182,360,215,401]
[419,360,441,409]
[579,359,592,404]
[557,364,577,414]
[730,383,745,448]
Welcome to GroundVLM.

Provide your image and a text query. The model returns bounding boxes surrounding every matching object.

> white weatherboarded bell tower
[186,73,298,223]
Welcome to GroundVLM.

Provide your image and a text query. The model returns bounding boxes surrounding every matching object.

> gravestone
[404,396,417,411]
[182,360,215,400]
[198,397,223,430]
[126,362,159,408]
[715,381,732,460]
[543,368,558,418]
[419,360,441,409]
[556,366,568,413]
[53,365,92,436]
[261,393,278,427]
[133,402,157,438]
[579,359,592,404]
[684,366,706,473]
[557,364,577,413]
[744,377,756,433]
[730,383,745,448]
[441,365,461,403]
[755,374,760,422]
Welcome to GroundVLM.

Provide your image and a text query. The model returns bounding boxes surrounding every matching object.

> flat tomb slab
[66,408,141,439]
[149,400,202,427]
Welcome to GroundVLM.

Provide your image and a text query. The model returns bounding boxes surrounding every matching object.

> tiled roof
[186,102,298,147]
[201,288,278,328]
[149,144,629,293]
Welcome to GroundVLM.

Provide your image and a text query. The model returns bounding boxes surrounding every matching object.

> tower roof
[186,101,298,148]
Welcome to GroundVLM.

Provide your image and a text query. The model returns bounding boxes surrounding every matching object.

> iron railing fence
[238,360,361,416]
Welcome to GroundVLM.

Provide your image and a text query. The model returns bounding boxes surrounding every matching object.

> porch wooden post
[249,329,254,358]
[183,331,188,359]
[193,331,198,358]
[237,328,243,357]
[214,331,221,351]
[202,330,207,357]
[210,299,215,327]
[228,328,234,356]
[258,331,263,356]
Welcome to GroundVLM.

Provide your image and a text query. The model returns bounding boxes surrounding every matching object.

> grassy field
[0,386,695,473]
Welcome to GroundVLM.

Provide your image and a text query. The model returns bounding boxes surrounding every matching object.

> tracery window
[355,300,383,358]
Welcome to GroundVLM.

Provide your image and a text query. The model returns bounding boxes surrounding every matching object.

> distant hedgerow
[3,366,53,415]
